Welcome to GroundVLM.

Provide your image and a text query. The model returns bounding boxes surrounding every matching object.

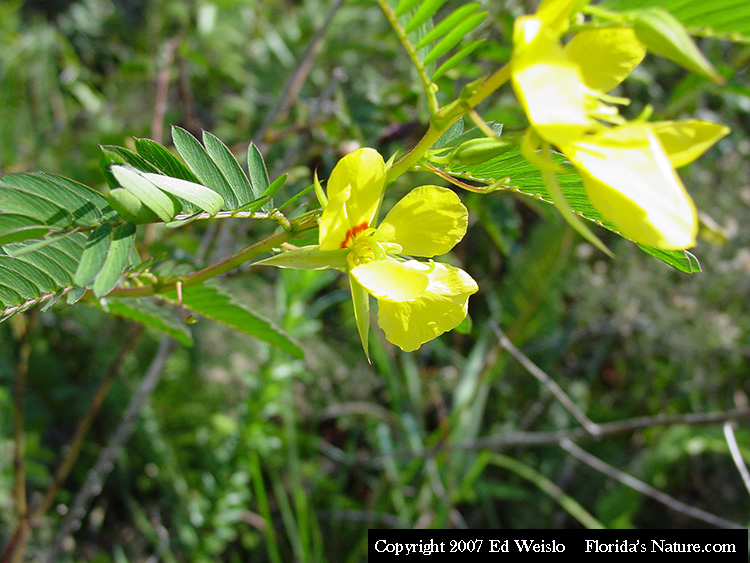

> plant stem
[104,214,318,299]
[376,0,439,120]
[2,308,38,563]
[490,453,604,529]
[386,63,511,182]
[45,337,176,562]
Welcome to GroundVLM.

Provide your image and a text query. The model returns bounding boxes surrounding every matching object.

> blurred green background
[1,0,749,561]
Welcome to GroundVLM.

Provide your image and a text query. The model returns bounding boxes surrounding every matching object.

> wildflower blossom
[260,148,477,354]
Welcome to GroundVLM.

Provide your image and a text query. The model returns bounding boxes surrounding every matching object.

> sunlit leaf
[110,166,182,222]
[74,223,113,287]
[93,223,136,297]
[172,126,239,210]
[202,131,254,206]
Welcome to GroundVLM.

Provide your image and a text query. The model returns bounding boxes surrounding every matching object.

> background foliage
[1,0,749,561]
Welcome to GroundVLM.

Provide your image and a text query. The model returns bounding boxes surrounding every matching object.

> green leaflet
[631,7,723,82]
[172,126,240,210]
[384,0,488,86]
[0,172,116,248]
[105,298,193,347]
[0,263,42,300]
[93,223,136,297]
[135,138,203,183]
[110,166,182,222]
[432,39,484,80]
[0,255,57,295]
[0,188,72,228]
[415,4,480,50]
[202,131,254,206]
[255,246,348,270]
[74,223,113,287]
[107,188,161,224]
[0,284,23,308]
[405,0,448,33]
[101,145,162,175]
[637,244,701,273]
[350,275,371,362]
[3,245,73,287]
[422,11,487,66]
[0,214,51,245]
[0,225,90,320]
[247,142,272,210]
[603,0,750,43]
[395,0,421,17]
[139,172,225,215]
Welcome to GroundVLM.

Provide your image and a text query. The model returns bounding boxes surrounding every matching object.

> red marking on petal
[340,222,369,248]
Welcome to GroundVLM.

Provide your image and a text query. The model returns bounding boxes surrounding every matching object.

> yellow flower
[259,148,478,354]
[510,0,728,249]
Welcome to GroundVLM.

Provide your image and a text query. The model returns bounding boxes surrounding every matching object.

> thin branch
[102,213,318,299]
[32,322,145,522]
[151,37,180,144]
[44,337,175,562]
[386,63,512,182]
[470,408,750,451]
[12,312,35,516]
[723,422,750,497]
[376,0,439,119]
[2,308,38,563]
[491,322,601,436]
[255,0,347,151]
[319,408,750,466]
[560,438,745,530]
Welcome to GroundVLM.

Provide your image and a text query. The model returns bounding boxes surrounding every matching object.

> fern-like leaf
[386,0,487,83]
[379,0,487,118]
[427,133,702,274]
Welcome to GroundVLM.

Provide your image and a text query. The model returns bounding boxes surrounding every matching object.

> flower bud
[452,137,516,165]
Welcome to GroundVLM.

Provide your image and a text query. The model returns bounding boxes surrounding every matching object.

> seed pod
[452,137,515,165]
[107,188,160,224]
[632,7,723,83]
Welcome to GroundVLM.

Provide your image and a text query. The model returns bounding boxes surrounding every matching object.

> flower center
[345,227,403,269]
[340,222,370,249]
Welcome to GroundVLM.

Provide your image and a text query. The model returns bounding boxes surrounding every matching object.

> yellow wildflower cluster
[511,0,728,249]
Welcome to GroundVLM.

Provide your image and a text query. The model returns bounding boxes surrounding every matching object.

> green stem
[4,308,39,563]
[490,453,604,529]
[104,214,318,299]
[377,0,439,119]
[386,63,512,183]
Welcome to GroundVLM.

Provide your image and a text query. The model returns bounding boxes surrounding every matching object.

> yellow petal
[512,17,602,147]
[350,259,429,302]
[650,120,730,168]
[565,28,646,92]
[535,0,584,36]
[376,262,478,352]
[378,186,468,257]
[319,148,386,250]
[564,124,697,249]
